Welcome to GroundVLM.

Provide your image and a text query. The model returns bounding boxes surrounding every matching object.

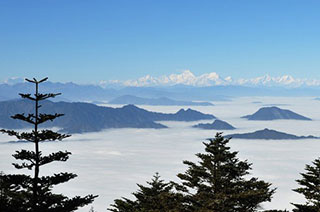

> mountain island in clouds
[242,106,312,121]
[193,119,236,130]
[226,128,318,140]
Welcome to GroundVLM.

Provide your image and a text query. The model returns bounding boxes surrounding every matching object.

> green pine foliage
[109,172,183,212]
[0,77,97,212]
[292,157,320,212]
[174,132,276,212]
[110,133,277,212]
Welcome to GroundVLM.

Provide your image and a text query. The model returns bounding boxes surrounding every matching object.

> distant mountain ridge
[226,128,318,140]
[3,81,320,104]
[0,100,215,133]
[0,81,115,102]
[193,120,236,130]
[108,95,213,106]
[242,106,311,120]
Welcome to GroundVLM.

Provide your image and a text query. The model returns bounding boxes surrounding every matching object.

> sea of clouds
[1,97,320,211]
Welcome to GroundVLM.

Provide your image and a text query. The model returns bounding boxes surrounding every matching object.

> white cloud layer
[102,70,320,88]
[1,97,319,211]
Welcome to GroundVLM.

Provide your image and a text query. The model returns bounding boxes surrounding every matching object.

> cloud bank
[100,70,320,88]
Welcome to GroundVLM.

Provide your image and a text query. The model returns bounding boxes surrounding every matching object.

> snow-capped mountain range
[2,72,320,102]
[99,70,320,88]
[3,71,320,88]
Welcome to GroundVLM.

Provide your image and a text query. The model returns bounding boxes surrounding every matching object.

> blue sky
[1,0,320,83]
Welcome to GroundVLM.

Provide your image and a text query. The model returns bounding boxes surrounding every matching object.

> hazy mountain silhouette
[6,81,320,103]
[108,95,213,106]
[242,106,311,120]
[226,128,318,140]
[193,120,235,130]
[0,100,215,133]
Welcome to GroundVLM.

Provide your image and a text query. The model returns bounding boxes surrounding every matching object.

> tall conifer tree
[175,132,275,212]
[292,157,320,212]
[0,77,96,212]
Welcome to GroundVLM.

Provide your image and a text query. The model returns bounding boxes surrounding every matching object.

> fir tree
[0,77,97,212]
[174,132,275,212]
[109,172,183,212]
[292,157,320,212]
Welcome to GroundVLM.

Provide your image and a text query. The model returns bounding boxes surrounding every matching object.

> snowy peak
[121,70,227,87]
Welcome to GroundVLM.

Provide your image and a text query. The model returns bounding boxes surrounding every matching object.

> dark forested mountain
[0,100,215,133]
[242,106,311,120]
[192,120,236,130]
[226,128,318,140]
[108,95,213,106]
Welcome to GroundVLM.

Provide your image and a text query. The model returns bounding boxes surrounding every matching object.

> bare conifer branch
[38,77,48,83]
[25,78,37,83]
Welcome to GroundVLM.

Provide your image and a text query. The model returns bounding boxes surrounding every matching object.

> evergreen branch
[11,113,36,125]
[38,194,98,212]
[38,113,64,124]
[12,162,35,170]
[19,93,36,101]
[13,150,38,162]
[0,129,70,142]
[58,195,98,211]
[9,131,34,142]
[38,130,71,141]
[18,132,36,142]
[1,174,33,189]
[0,129,19,137]
[0,130,34,142]
[39,151,72,166]
[35,93,61,101]
[40,172,77,186]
